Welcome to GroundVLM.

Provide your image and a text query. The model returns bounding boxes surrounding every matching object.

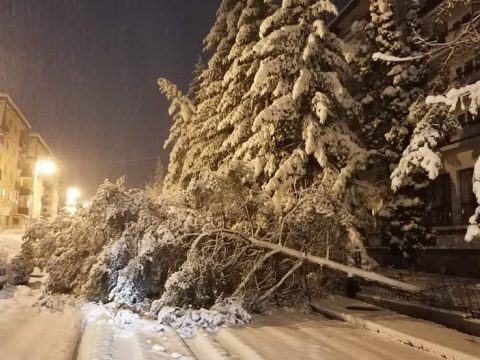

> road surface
[0,231,446,360]
[213,312,440,360]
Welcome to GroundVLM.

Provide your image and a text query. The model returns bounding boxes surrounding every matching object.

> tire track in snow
[76,310,198,360]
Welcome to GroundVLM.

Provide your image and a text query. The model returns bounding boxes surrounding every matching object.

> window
[457,111,480,127]
[460,168,477,225]
[430,173,452,226]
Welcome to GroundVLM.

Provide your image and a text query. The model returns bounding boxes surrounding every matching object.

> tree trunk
[219,230,422,293]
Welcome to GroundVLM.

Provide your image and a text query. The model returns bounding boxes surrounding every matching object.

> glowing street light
[67,187,81,202]
[35,159,56,176]
[66,187,81,215]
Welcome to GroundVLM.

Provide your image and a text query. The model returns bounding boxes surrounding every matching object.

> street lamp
[35,159,56,176]
[66,187,81,215]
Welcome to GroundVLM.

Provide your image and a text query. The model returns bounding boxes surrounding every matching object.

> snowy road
[0,230,80,360]
[0,231,450,360]
[77,304,197,360]
[0,290,80,360]
[213,313,440,360]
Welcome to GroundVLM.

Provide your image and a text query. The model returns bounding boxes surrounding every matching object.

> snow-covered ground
[77,304,197,360]
[0,229,24,262]
[0,231,453,360]
[214,312,440,360]
[0,230,81,360]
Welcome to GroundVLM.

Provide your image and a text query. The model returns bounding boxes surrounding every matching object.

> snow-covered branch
[466,157,480,242]
[372,52,425,63]
[426,80,480,114]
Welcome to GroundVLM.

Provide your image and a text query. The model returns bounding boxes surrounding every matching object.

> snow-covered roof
[29,132,55,157]
[0,93,33,130]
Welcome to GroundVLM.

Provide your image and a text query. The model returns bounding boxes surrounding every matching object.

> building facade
[330,0,480,249]
[0,94,61,229]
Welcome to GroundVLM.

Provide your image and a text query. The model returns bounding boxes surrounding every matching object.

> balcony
[20,164,33,178]
[19,186,32,196]
[17,207,30,216]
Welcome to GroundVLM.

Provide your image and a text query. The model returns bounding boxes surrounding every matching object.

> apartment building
[0,94,61,229]
[17,134,61,227]
[0,94,32,228]
[330,1,480,249]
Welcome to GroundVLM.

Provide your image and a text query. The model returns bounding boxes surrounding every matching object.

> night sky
[0,0,349,199]
[0,0,219,197]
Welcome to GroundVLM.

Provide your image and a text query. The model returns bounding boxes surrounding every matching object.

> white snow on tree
[425,81,480,243]
[466,157,480,242]
[18,0,454,325]
[355,0,426,160]
[387,100,460,258]
[226,0,370,204]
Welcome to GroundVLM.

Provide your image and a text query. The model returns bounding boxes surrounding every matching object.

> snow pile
[156,299,251,338]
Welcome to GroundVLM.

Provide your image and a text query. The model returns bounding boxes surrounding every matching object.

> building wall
[21,135,61,222]
[0,98,30,228]
[330,0,480,251]
[0,94,61,229]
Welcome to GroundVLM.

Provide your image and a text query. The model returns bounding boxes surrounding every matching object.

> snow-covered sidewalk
[312,296,480,360]
[0,283,81,360]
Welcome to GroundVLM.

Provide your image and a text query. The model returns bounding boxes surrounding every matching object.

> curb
[311,302,479,360]
[357,293,480,337]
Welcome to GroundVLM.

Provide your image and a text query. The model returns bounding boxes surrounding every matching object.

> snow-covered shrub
[156,299,251,338]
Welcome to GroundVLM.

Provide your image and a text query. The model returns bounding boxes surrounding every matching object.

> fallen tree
[18,172,420,318]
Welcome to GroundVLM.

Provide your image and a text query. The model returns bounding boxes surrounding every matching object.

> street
[0,231,470,360]
[213,313,440,360]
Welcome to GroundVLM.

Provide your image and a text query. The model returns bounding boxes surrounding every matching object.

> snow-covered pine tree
[187,56,206,104]
[183,0,247,178]
[355,0,443,259]
[388,100,459,258]
[355,0,400,157]
[158,79,196,189]
[230,0,367,200]
[215,0,276,169]
[357,0,426,160]
[160,0,246,188]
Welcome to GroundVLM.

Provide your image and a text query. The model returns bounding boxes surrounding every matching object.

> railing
[361,270,480,319]
[418,284,480,319]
